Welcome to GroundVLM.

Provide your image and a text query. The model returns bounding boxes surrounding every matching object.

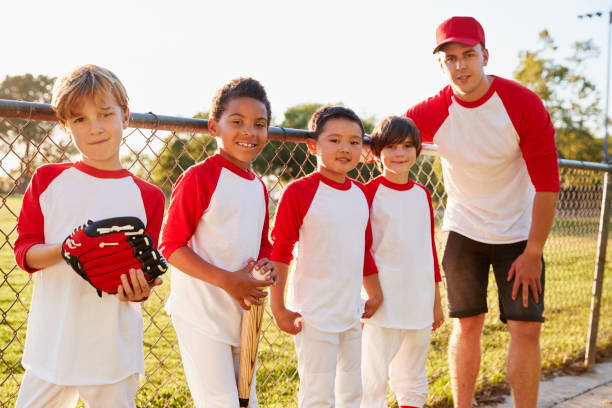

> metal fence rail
[0,100,611,407]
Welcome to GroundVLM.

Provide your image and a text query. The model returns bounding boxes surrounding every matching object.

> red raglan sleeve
[14,164,71,273]
[14,171,46,273]
[405,87,452,144]
[500,80,560,192]
[270,179,316,265]
[159,163,217,260]
[132,177,166,248]
[422,184,441,283]
[257,179,273,260]
[357,181,378,277]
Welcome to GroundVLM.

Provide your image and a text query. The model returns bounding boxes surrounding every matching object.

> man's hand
[118,268,163,302]
[507,250,542,308]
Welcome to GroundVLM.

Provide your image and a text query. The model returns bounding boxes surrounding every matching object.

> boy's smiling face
[307,117,363,183]
[379,139,417,183]
[63,92,129,171]
[209,96,268,170]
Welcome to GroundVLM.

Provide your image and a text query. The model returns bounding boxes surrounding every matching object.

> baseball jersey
[364,176,441,329]
[405,75,560,244]
[13,161,165,385]
[160,153,272,346]
[271,172,378,333]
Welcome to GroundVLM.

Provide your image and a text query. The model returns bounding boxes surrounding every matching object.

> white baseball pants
[172,316,258,408]
[360,324,431,408]
[15,370,139,408]
[294,321,362,408]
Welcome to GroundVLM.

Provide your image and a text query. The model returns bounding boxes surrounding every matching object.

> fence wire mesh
[1,105,611,408]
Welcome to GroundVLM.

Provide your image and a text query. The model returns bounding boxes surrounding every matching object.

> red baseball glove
[61,217,168,297]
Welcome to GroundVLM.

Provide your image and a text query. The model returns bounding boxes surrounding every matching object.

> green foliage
[152,104,377,187]
[149,112,216,193]
[253,103,377,182]
[514,30,604,162]
[0,74,77,190]
[254,103,322,181]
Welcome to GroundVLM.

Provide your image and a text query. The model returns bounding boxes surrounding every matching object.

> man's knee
[452,314,486,341]
[507,320,541,344]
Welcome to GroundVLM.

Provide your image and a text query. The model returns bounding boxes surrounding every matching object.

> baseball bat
[237,268,267,407]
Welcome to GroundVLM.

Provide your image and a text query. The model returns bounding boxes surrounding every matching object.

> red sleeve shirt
[405,76,560,243]
[271,172,377,332]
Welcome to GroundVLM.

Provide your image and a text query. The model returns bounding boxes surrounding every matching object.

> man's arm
[507,191,559,307]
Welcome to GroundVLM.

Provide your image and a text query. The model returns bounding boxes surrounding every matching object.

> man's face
[438,42,490,102]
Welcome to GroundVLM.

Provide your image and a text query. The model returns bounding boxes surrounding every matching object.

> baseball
[251,268,269,282]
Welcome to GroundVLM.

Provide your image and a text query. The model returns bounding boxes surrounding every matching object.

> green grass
[2,193,612,407]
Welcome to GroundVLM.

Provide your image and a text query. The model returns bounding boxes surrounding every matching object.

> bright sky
[2,0,612,129]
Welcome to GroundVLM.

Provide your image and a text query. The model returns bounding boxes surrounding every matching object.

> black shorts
[442,231,545,323]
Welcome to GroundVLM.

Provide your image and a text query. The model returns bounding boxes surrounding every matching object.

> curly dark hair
[210,77,271,123]
[369,116,422,158]
[307,105,364,140]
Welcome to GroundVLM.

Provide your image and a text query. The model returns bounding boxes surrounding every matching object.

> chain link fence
[1,100,611,407]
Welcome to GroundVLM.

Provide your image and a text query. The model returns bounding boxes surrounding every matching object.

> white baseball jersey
[160,154,272,346]
[271,172,378,333]
[364,176,441,329]
[14,161,165,385]
[406,75,560,244]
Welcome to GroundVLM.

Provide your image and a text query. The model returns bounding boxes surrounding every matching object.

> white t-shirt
[160,154,272,346]
[364,176,441,329]
[14,161,165,385]
[406,75,560,243]
[271,172,378,333]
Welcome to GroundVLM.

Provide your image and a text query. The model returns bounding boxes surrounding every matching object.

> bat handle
[239,398,250,407]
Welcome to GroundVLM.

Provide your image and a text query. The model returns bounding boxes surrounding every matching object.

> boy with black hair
[160,77,276,407]
[270,106,378,408]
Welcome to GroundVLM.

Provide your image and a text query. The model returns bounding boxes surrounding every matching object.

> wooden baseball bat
[237,270,267,407]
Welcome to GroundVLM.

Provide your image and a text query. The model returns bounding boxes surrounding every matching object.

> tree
[150,104,377,191]
[514,30,604,162]
[0,73,78,191]
[149,111,215,193]
[253,103,321,181]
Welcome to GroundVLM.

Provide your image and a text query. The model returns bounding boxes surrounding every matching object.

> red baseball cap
[433,16,485,54]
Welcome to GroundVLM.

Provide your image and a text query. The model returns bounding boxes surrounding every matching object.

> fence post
[585,171,612,368]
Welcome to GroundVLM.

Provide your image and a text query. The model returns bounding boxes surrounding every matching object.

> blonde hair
[51,64,128,124]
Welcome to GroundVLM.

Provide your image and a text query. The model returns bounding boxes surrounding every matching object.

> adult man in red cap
[405,16,560,408]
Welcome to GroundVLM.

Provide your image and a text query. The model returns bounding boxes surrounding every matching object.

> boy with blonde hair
[13,64,165,408]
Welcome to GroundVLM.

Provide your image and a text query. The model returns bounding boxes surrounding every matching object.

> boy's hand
[362,295,383,319]
[362,273,383,319]
[251,258,278,284]
[432,283,445,330]
[118,268,162,302]
[223,258,273,310]
[271,306,303,335]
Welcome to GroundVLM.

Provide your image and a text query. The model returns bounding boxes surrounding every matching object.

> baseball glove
[61,216,168,297]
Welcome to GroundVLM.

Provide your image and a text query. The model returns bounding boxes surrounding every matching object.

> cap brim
[433,37,480,54]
